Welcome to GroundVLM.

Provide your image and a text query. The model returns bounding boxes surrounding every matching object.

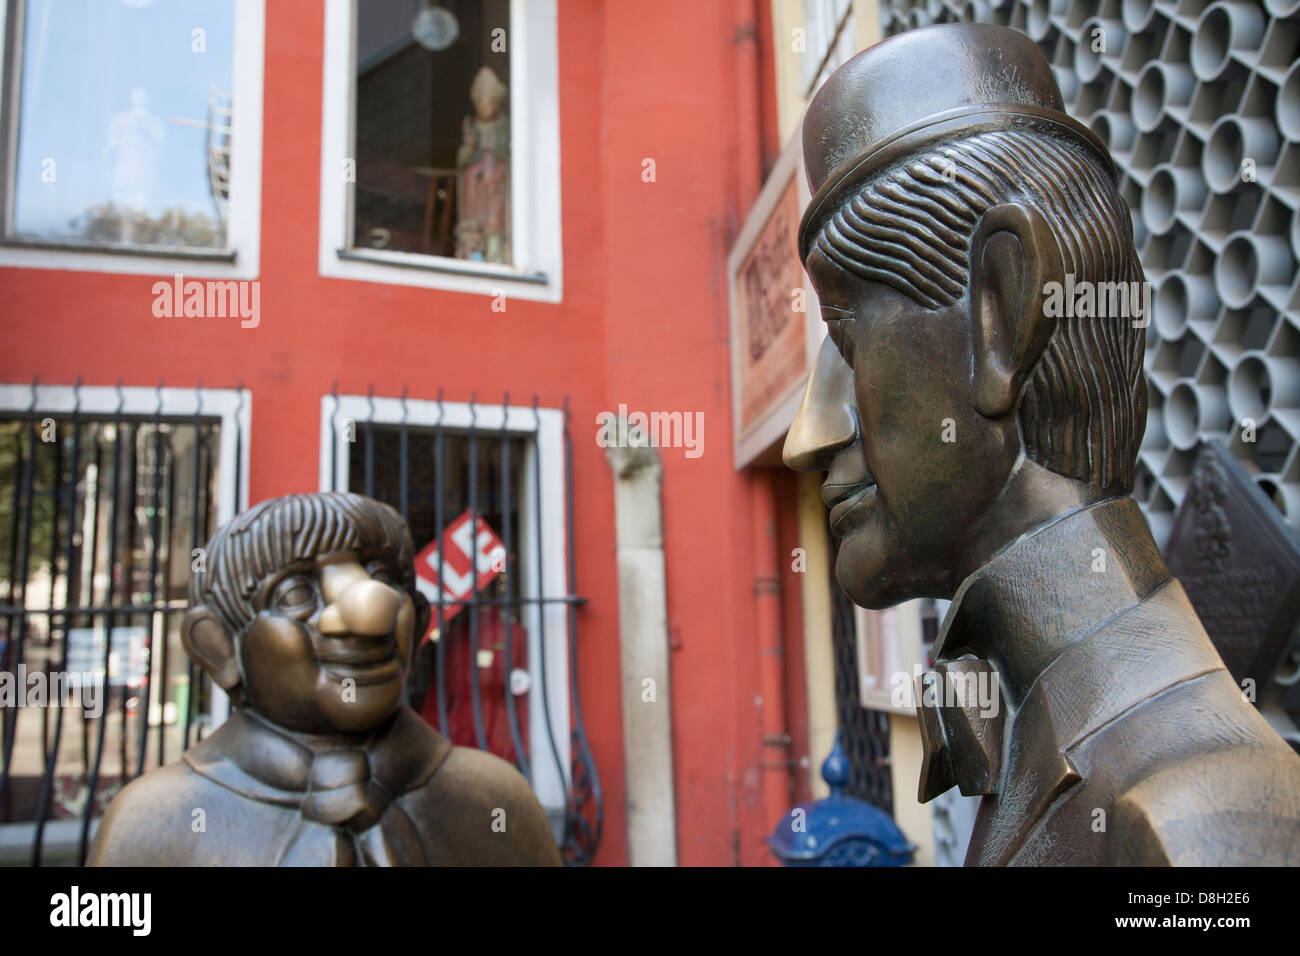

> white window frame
[319,393,572,817]
[855,599,928,715]
[0,382,251,520]
[0,0,265,279]
[318,0,562,303]
[800,0,855,97]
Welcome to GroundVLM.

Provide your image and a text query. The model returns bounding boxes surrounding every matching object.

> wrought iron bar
[562,395,602,864]
[183,387,203,749]
[467,394,486,751]
[136,385,166,778]
[433,390,448,735]
[0,382,38,822]
[79,382,126,863]
[501,393,528,780]
[31,378,81,865]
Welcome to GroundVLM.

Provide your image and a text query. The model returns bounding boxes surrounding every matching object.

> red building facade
[0,0,818,866]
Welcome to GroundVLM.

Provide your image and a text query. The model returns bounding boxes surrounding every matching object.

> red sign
[414,510,506,641]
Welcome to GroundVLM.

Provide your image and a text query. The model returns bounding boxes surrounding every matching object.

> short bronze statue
[783,23,1300,865]
[89,492,560,866]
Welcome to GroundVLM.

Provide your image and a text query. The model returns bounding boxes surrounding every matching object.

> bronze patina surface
[784,23,1300,865]
[89,492,560,866]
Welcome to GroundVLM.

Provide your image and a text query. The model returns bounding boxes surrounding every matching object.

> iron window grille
[322,386,601,865]
[0,380,248,866]
[829,536,894,814]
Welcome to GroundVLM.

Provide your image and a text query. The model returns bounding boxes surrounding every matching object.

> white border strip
[0,383,250,520]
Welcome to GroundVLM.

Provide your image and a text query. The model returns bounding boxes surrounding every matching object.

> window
[0,383,249,866]
[800,0,855,98]
[0,0,264,278]
[321,390,600,864]
[320,0,562,301]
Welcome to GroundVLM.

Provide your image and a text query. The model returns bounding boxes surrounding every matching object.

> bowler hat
[799,23,1114,261]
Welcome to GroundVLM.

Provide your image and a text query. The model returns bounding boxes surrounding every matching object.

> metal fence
[829,537,894,813]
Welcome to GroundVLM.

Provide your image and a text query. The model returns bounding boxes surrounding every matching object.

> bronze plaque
[735,176,807,433]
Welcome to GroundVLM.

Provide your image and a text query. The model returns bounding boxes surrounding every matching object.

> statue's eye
[272,575,317,615]
[366,560,398,588]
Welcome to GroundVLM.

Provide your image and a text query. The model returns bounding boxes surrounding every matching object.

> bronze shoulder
[402,745,563,866]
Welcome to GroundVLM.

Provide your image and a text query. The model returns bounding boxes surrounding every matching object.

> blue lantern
[767,734,915,866]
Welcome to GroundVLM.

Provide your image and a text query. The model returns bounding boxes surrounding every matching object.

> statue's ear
[182,607,241,692]
[411,586,431,645]
[969,202,1064,418]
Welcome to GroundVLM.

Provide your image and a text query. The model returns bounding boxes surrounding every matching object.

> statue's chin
[835,545,945,610]
[835,564,894,611]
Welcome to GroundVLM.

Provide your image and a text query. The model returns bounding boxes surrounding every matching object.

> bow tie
[283,746,422,866]
[915,658,1006,802]
[185,708,449,866]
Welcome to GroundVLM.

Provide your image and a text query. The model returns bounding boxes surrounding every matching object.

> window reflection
[11,0,235,250]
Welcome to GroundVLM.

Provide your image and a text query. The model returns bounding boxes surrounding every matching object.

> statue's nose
[331,579,401,635]
[318,562,401,635]
[783,337,860,472]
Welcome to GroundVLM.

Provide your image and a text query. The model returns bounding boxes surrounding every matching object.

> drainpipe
[733,0,762,208]
[605,439,678,867]
[753,470,792,830]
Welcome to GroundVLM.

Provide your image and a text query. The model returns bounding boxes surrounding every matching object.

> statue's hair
[190,492,417,634]
[812,127,1147,494]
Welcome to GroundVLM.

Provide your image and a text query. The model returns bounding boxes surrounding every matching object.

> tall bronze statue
[89,493,560,866]
[783,23,1300,865]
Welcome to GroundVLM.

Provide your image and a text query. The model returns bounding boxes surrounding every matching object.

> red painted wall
[0,0,802,866]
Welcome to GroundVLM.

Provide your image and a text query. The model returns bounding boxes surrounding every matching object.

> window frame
[0,382,250,523]
[800,0,855,97]
[855,599,929,715]
[0,0,265,279]
[318,0,563,303]
[318,392,572,818]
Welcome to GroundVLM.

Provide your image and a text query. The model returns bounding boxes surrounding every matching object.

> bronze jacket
[922,496,1300,866]
[89,707,560,866]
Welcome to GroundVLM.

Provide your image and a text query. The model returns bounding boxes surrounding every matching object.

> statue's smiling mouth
[319,634,400,684]
[824,480,876,536]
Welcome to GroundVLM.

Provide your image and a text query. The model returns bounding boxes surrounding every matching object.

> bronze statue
[783,23,1300,865]
[89,493,560,866]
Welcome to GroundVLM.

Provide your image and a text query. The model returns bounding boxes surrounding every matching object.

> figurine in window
[456,65,510,265]
[89,492,560,866]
